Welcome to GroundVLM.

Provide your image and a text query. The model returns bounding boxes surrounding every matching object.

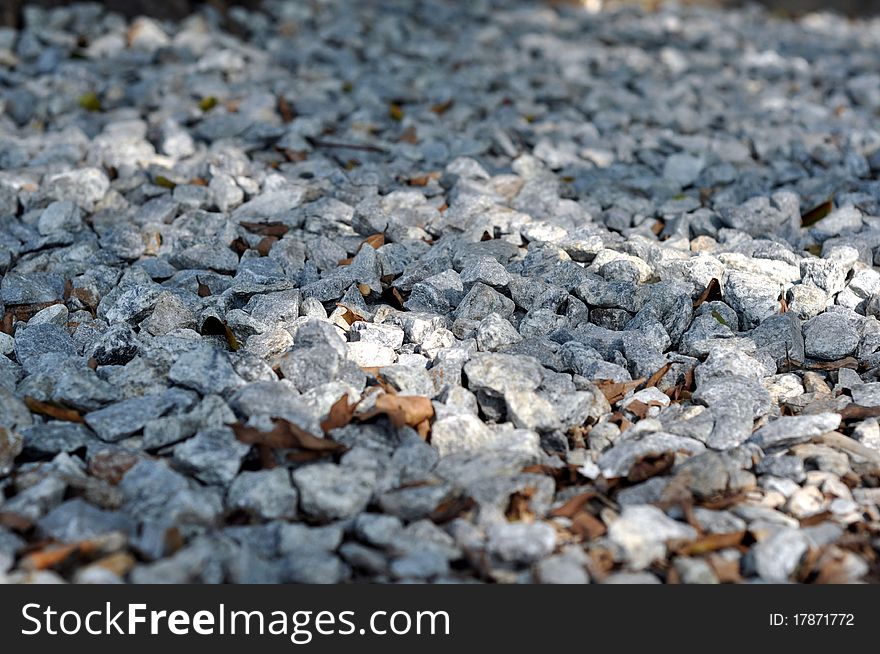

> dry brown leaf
[625,399,664,420]
[229,236,250,255]
[358,394,434,429]
[570,511,606,540]
[88,449,139,485]
[838,404,880,421]
[277,95,296,123]
[806,357,859,371]
[200,316,239,351]
[363,233,385,250]
[255,236,278,256]
[549,491,597,519]
[233,419,346,457]
[627,451,675,482]
[429,495,475,524]
[239,221,290,237]
[21,544,78,571]
[196,278,212,298]
[320,395,359,433]
[595,378,645,404]
[399,125,418,144]
[707,554,742,583]
[802,198,834,227]
[644,362,672,389]
[24,397,84,423]
[0,511,32,532]
[692,278,722,308]
[505,487,537,523]
[674,531,745,556]
[430,99,454,115]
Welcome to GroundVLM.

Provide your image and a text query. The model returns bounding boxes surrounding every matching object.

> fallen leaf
[358,394,434,429]
[229,236,250,255]
[363,233,385,250]
[21,544,78,571]
[321,395,359,433]
[154,175,176,189]
[389,103,404,121]
[277,95,296,123]
[570,511,607,540]
[674,531,745,556]
[805,357,859,371]
[233,419,346,457]
[0,511,32,532]
[200,316,239,351]
[399,125,418,144]
[595,378,645,404]
[627,451,675,482]
[24,397,84,423]
[625,399,665,420]
[707,554,743,583]
[549,492,597,519]
[505,487,537,523]
[692,278,722,308]
[838,404,880,421]
[196,278,212,298]
[644,362,672,389]
[239,221,290,237]
[429,495,475,524]
[802,198,834,227]
[431,99,454,115]
[88,449,139,485]
[78,91,101,112]
[255,235,278,256]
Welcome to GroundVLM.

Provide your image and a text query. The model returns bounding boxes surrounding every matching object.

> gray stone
[749,413,841,449]
[292,463,376,520]
[804,312,860,360]
[608,505,697,570]
[173,427,250,487]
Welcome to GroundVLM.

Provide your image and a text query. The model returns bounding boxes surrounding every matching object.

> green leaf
[710,309,729,328]
[78,91,102,112]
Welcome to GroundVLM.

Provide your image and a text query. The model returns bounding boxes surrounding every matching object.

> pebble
[0,0,876,585]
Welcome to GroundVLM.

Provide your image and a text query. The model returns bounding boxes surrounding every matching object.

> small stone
[663,152,704,187]
[749,413,841,449]
[804,312,860,360]
[476,313,522,351]
[173,427,250,487]
[37,498,133,543]
[37,201,83,236]
[751,528,809,582]
[292,463,376,520]
[169,346,246,395]
[227,468,298,520]
[486,521,556,565]
[608,505,697,570]
[44,167,109,211]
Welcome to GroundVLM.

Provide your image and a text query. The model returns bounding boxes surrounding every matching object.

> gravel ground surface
[1,0,880,584]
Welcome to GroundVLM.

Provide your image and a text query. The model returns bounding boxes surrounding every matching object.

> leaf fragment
[233,419,346,457]
[801,198,834,227]
[24,397,84,423]
[594,378,645,404]
[692,278,722,308]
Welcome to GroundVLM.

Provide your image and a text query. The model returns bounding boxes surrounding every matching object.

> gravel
[1,0,879,585]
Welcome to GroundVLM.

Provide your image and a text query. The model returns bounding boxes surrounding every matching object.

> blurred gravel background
[1,0,878,28]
